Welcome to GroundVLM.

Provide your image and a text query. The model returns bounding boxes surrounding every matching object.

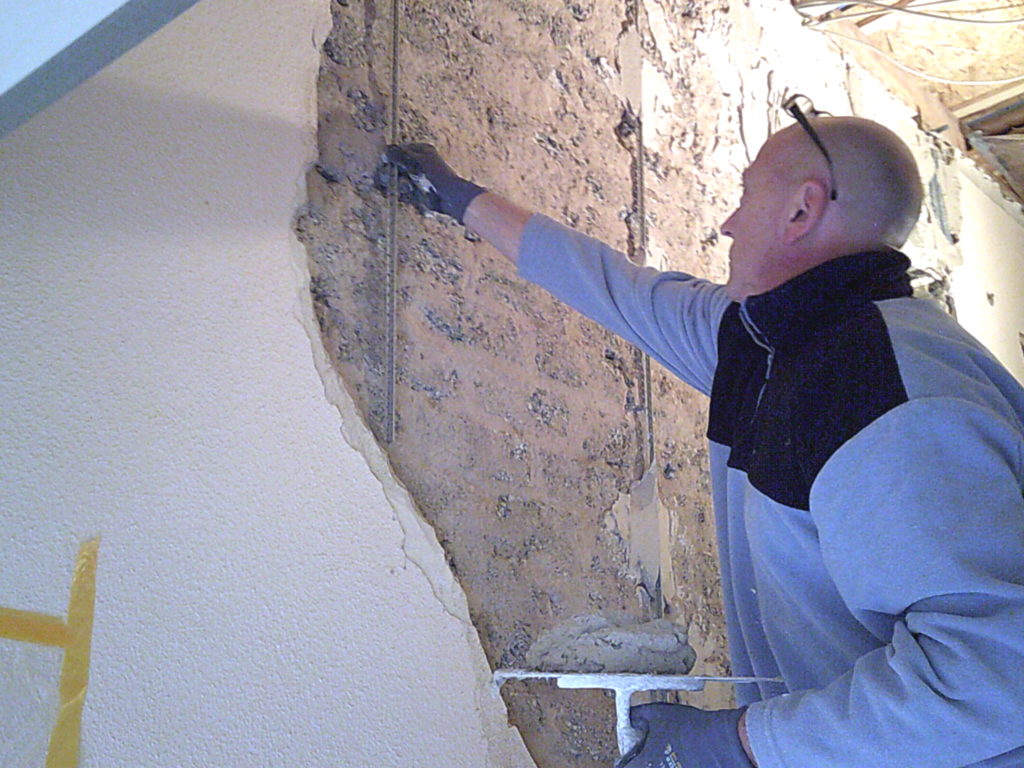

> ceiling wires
[934,1,1024,16]
[812,27,1024,84]
[794,0,1024,24]
[792,1,1024,86]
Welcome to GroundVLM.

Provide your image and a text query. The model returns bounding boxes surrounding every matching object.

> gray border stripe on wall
[0,0,202,138]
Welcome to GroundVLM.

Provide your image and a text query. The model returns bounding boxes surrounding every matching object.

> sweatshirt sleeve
[517,213,731,396]
[746,397,1024,768]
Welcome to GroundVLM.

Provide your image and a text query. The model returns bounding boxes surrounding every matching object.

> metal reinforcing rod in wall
[384,0,401,443]
[618,0,656,480]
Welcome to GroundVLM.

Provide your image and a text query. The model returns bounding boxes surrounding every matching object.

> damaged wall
[301,1,1006,766]
[300,3,734,765]
[4,0,1021,765]
[0,0,532,765]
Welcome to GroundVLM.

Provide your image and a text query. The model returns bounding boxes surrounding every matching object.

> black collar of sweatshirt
[740,249,913,350]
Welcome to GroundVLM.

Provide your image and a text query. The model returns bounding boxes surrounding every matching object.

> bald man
[383,115,1024,768]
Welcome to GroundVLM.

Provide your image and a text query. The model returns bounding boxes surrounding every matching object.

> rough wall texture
[297,0,962,765]
[297,1,737,765]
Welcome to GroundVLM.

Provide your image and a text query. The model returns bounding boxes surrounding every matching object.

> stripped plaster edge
[283,3,536,765]
[290,0,470,629]
[292,240,537,768]
[291,201,538,768]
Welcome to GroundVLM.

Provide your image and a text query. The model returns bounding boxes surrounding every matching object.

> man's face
[721,136,790,301]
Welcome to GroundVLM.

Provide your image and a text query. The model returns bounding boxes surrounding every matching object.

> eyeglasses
[782,94,838,201]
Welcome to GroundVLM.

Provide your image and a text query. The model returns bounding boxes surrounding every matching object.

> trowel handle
[615,689,645,758]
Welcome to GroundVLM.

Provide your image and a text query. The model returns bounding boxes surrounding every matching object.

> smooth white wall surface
[0,0,534,765]
[951,167,1024,384]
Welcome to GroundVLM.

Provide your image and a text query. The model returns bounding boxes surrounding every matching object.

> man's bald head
[721,115,924,300]
[773,116,923,250]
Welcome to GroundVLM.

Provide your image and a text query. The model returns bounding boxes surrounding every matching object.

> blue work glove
[381,143,486,224]
[616,704,754,768]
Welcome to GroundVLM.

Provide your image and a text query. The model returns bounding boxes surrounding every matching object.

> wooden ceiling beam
[950,81,1024,120]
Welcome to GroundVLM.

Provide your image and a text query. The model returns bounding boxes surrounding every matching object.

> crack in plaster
[294,190,535,768]
[297,286,534,764]
[285,6,533,767]
[294,0,470,633]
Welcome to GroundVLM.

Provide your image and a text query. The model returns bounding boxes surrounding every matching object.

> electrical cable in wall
[936,1,1024,16]
[384,0,401,443]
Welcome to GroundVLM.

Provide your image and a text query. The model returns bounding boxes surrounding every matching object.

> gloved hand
[615,704,754,768]
[380,143,486,224]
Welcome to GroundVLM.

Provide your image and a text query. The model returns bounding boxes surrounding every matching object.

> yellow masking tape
[0,607,70,648]
[46,538,99,768]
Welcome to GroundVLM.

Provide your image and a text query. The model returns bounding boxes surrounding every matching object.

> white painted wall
[0,0,534,765]
[950,165,1024,383]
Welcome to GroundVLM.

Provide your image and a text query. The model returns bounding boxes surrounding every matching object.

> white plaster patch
[642,58,676,144]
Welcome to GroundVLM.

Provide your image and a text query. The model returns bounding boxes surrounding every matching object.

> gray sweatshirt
[518,213,1024,768]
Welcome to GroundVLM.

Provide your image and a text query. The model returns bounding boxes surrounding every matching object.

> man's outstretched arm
[383,144,747,766]
[463,192,531,266]
[383,139,729,386]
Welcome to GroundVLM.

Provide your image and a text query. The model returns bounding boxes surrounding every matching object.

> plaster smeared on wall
[603,463,676,614]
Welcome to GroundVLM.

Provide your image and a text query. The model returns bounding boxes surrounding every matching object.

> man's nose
[721,210,737,238]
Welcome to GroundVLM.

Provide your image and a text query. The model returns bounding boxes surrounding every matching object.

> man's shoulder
[876,297,1024,417]
[799,295,1024,468]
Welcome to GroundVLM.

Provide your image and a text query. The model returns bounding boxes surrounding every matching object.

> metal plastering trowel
[493,668,772,758]
[495,469,776,760]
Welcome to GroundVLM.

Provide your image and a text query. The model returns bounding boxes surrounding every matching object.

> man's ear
[780,180,828,245]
